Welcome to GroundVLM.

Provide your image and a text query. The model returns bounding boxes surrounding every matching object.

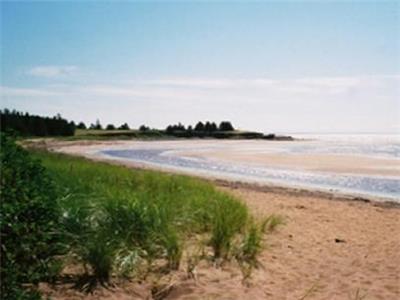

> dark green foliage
[139,125,150,131]
[204,121,218,133]
[194,121,205,132]
[166,121,222,137]
[106,124,116,130]
[0,134,65,298]
[76,122,87,129]
[162,121,268,139]
[118,123,130,130]
[0,109,75,136]
[90,119,103,130]
[166,123,185,134]
[218,121,235,131]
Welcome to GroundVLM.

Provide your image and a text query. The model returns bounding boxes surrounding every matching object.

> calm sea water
[100,134,400,201]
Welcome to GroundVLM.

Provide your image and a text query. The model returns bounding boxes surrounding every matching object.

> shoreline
[35,138,400,206]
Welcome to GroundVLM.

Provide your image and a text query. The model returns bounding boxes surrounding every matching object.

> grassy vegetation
[2,134,276,298]
[74,128,165,139]
[30,149,264,286]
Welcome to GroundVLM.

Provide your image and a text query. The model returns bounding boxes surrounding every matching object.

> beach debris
[295,205,306,209]
[334,238,346,243]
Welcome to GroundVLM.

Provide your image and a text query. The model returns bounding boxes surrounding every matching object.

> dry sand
[36,139,400,299]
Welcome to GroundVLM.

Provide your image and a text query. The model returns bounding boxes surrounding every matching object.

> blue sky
[1,1,399,133]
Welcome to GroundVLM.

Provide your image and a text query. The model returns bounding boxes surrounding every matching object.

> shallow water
[99,136,400,201]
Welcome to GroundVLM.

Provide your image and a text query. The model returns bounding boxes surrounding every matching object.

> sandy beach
[43,139,400,176]
[33,139,400,299]
[47,139,400,177]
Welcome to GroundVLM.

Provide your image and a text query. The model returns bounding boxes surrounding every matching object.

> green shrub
[0,134,65,298]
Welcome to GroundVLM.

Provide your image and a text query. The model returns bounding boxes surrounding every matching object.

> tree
[165,123,185,134]
[139,125,149,131]
[118,123,130,130]
[94,119,102,130]
[194,121,205,131]
[77,122,87,129]
[106,124,116,130]
[166,125,174,134]
[219,121,234,131]
[177,122,185,131]
[205,121,212,132]
[0,109,75,137]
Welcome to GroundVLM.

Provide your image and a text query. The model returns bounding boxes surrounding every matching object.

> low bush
[0,134,65,298]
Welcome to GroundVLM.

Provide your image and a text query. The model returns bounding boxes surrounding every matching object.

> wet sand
[36,139,400,299]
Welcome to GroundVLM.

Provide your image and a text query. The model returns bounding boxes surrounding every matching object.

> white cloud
[5,75,399,101]
[132,75,400,96]
[138,78,277,89]
[27,65,78,78]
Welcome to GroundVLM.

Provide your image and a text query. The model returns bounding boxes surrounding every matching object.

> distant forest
[0,109,286,140]
[163,121,238,138]
[0,109,75,136]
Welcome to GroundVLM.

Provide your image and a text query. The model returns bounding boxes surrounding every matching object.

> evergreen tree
[219,121,234,131]
[139,125,149,131]
[77,122,87,129]
[0,109,75,136]
[194,121,205,131]
[94,119,102,130]
[118,123,130,130]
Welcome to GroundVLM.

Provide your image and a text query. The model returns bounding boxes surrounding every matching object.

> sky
[1,1,399,133]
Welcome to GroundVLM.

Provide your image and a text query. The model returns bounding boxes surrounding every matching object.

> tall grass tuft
[239,222,263,266]
[78,234,116,285]
[209,194,248,259]
[261,214,285,233]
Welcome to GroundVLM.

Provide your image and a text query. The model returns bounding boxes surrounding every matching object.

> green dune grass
[31,150,262,285]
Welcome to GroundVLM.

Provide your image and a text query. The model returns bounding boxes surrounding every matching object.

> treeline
[76,119,130,131]
[165,121,235,137]
[166,121,234,133]
[0,109,75,136]
[0,109,292,140]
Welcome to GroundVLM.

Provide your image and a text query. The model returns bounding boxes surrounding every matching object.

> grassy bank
[30,150,265,287]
